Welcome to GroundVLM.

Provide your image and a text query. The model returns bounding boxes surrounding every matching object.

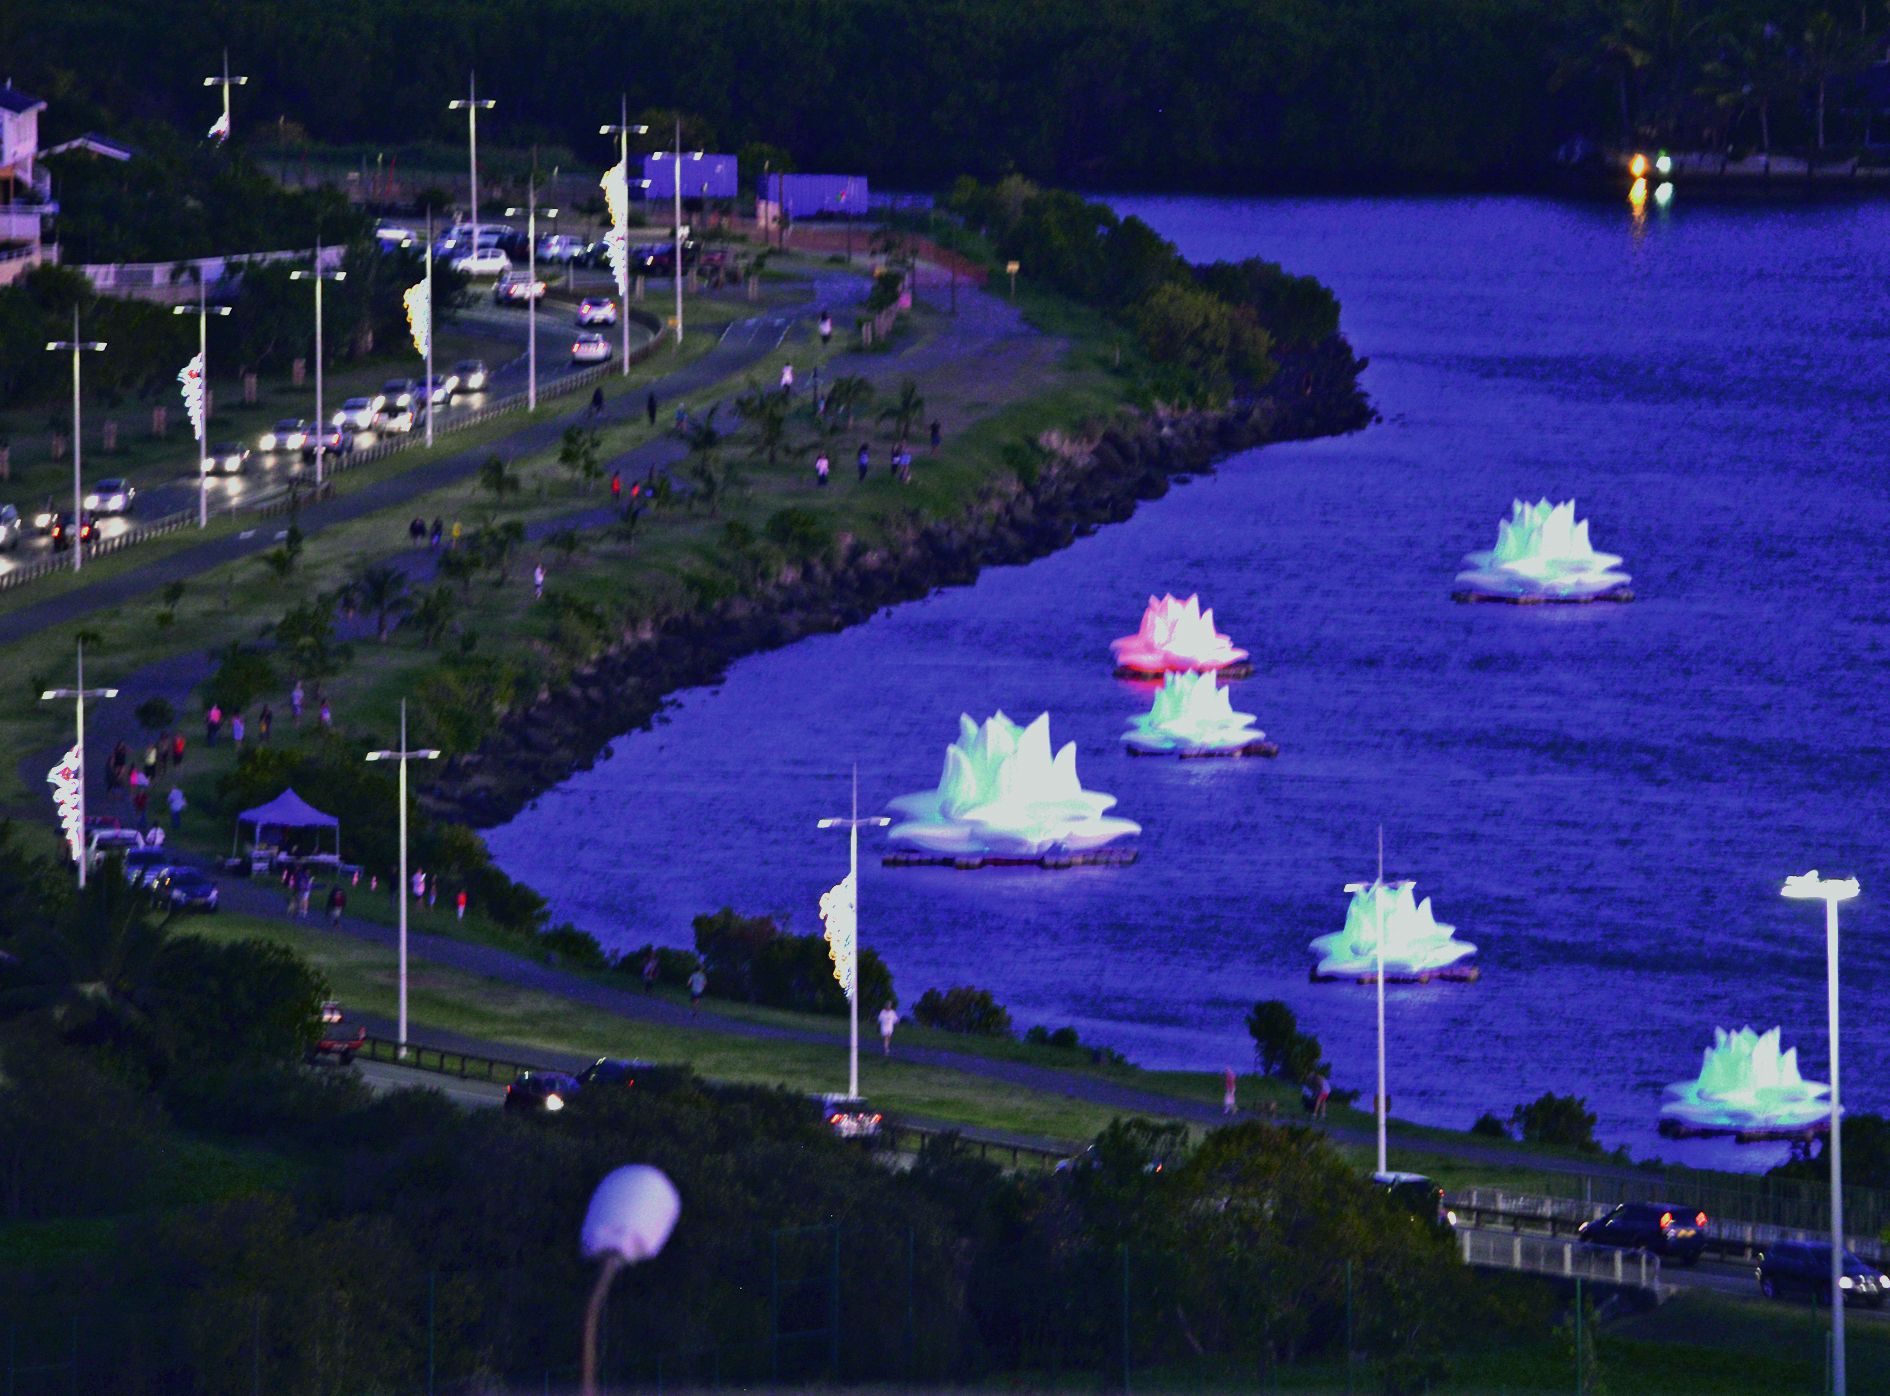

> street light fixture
[601,99,650,377]
[818,767,889,1100]
[1345,827,1392,1175]
[652,122,704,353]
[44,310,107,575]
[366,700,441,1054]
[1783,869,1861,1396]
[505,185,558,410]
[203,49,248,142]
[291,247,346,487]
[173,284,232,526]
[448,76,496,263]
[39,639,117,888]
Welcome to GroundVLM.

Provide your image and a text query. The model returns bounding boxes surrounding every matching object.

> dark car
[122,847,179,886]
[576,1057,650,1089]
[151,868,220,912]
[48,511,96,551]
[812,1093,882,1140]
[1372,1171,1455,1229]
[503,1071,580,1114]
[1577,1202,1709,1264]
[1758,1242,1889,1306]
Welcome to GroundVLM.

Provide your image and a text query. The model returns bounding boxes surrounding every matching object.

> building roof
[0,84,46,117]
[43,132,135,161]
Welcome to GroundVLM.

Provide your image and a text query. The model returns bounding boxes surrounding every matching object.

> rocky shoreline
[421,339,1374,829]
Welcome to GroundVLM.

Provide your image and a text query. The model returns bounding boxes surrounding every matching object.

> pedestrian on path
[857,443,870,482]
[409,517,426,548]
[878,1002,900,1056]
[674,403,688,430]
[818,310,833,345]
[140,743,156,782]
[258,705,273,742]
[167,785,186,832]
[1305,1071,1330,1119]
[930,420,942,453]
[291,680,305,725]
[815,452,830,487]
[230,713,245,745]
[411,868,426,902]
[206,703,223,745]
[1222,1065,1238,1116]
[319,698,332,728]
[641,950,660,993]
[327,883,346,928]
[780,362,794,397]
[533,563,546,600]
[171,732,186,768]
[646,390,658,426]
[688,967,707,1010]
[131,786,149,829]
[451,520,463,548]
[455,890,467,921]
[590,386,605,418]
[430,518,443,550]
[611,470,622,506]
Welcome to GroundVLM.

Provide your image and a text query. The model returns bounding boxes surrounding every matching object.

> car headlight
[259,434,277,450]
[545,1094,564,1112]
[1840,1276,1855,1289]
[82,495,98,509]
[1445,1209,1458,1227]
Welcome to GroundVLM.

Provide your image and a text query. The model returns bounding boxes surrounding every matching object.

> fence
[1456,1226,1662,1292]
[69,244,346,302]
[357,1033,542,1083]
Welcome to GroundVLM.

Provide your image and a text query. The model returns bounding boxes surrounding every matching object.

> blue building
[640,153,739,201]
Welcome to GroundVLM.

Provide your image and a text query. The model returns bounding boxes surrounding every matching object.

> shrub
[914,986,1012,1036]
[201,641,279,714]
[1194,257,1341,349]
[150,934,329,1068]
[1246,999,1325,1081]
[619,943,702,988]
[1026,1024,1082,1049]
[764,507,833,563]
[1471,1111,1509,1139]
[1509,1093,1600,1153]
[692,907,893,1015]
[135,697,176,734]
[536,922,607,968]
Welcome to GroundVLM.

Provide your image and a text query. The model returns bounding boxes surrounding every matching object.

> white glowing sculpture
[1660,1026,1834,1133]
[1110,594,1250,675]
[581,1165,681,1263]
[1309,880,1479,981]
[1124,672,1274,756]
[46,744,81,863]
[177,352,206,441]
[600,160,632,299]
[403,281,431,360]
[887,711,1140,857]
[1454,499,1632,602]
[819,871,856,999]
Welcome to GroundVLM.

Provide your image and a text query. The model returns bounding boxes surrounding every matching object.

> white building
[0,82,54,285]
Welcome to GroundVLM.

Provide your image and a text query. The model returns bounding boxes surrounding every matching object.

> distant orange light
[1697,1211,1708,1228]
[1629,178,1648,209]
[1629,153,1649,178]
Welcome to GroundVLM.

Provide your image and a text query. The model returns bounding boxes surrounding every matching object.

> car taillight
[1696,1212,1708,1228]
[1659,1211,1673,1229]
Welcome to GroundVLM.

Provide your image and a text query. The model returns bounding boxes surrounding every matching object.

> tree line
[8,1,1889,192]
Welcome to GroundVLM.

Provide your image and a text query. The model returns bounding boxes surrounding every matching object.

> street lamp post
[39,639,117,889]
[818,767,889,1100]
[505,184,558,411]
[44,310,107,575]
[653,123,703,353]
[1783,869,1861,1396]
[174,283,231,526]
[366,700,441,1054]
[600,99,649,377]
[448,76,495,263]
[1345,828,1391,1175]
[291,247,346,487]
[203,50,248,142]
[424,210,436,447]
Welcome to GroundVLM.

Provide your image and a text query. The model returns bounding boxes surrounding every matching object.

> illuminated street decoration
[1310,879,1479,981]
[1660,1026,1833,1134]
[1123,671,1274,756]
[47,744,82,862]
[1454,498,1632,602]
[403,280,431,359]
[819,871,857,999]
[1110,593,1250,676]
[177,352,206,440]
[601,160,632,300]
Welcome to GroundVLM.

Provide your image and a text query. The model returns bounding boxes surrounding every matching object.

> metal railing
[357,1033,542,1083]
[1456,1225,1662,1291]
[879,1119,1071,1170]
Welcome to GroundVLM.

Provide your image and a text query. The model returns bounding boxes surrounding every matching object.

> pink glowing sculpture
[1110,594,1250,677]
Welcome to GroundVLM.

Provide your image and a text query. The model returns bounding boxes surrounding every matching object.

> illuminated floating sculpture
[1124,671,1277,758]
[1110,594,1252,678]
[1658,1026,1834,1141]
[1309,879,1479,983]
[1453,499,1633,603]
[884,711,1139,868]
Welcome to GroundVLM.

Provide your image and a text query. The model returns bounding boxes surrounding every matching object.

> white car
[374,223,417,249]
[454,360,489,393]
[381,379,418,411]
[85,478,136,514]
[0,504,21,550]
[379,403,417,434]
[570,333,613,364]
[259,418,310,453]
[493,276,547,305]
[451,248,511,278]
[333,397,381,431]
[577,297,618,326]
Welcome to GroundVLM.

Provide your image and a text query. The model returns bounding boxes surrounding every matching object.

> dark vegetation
[689,906,894,1015]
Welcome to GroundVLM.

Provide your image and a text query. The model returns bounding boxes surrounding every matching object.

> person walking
[646,390,658,426]
[206,703,223,746]
[1222,1065,1238,1116]
[455,889,467,921]
[319,698,332,728]
[409,517,426,548]
[450,520,463,549]
[878,1002,900,1056]
[327,883,346,928]
[1307,1070,1331,1119]
[610,470,622,506]
[297,868,314,920]
[143,743,159,782]
[533,563,546,600]
[429,518,443,550]
[107,741,126,791]
[290,680,305,725]
[641,950,660,994]
[779,362,794,397]
[167,785,186,832]
[674,403,688,430]
[856,442,870,483]
[258,705,273,742]
[171,732,186,768]
[929,419,942,454]
[411,868,426,903]
[590,385,605,418]
[230,712,245,745]
[815,452,830,487]
[818,310,833,345]
[687,967,708,1010]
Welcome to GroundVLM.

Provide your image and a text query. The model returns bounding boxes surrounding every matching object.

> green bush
[149,934,328,1068]
[692,906,894,1015]
[620,943,703,987]
[201,641,280,715]
[1509,1092,1601,1153]
[914,985,1012,1036]
[1195,258,1341,349]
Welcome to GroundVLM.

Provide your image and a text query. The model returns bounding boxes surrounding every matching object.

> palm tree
[681,406,732,516]
[734,380,792,468]
[1800,8,1875,152]
[558,426,603,494]
[1702,19,1796,167]
[877,377,926,443]
[475,520,528,585]
[411,585,456,647]
[0,869,170,1061]
[351,563,411,641]
[477,454,522,505]
[823,374,875,426]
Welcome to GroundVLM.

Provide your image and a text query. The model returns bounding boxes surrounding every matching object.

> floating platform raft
[1451,589,1633,605]
[1657,1117,1831,1144]
[883,847,1140,871]
[1114,660,1256,681]
[1127,740,1279,759]
[1309,964,1482,984]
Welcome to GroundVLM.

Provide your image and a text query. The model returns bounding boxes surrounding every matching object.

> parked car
[493,275,547,305]
[811,1093,882,1140]
[504,1071,581,1114]
[333,397,381,431]
[1757,1242,1889,1306]
[0,503,21,550]
[451,248,511,278]
[381,379,420,411]
[122,847,179,886]
[84,478,135,514]
[204,442,250,475]
[82,826,143,867]
[453,360,489,393]
[48,511,97,551]
[538,233,587,262]
[571,333,613,365]
[151,867,220,912]
[306,1011,367,1065]
[259,418,311,453]
[374,222,418,249]
[1370,1172,1456,1229]
[576,1058,649,1089]
[576,296,619,326]
[1577,1202,1709,1264]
